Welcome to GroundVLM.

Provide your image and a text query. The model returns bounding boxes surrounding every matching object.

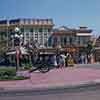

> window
[44,33,47,36]
[0,32,7,40]
[43,28,48,32]
[44,36,47,39]
[34,28,39,32]
[78,36,85,45]
[30,28,33,32]
[35,34,38,38]
[39,28,42,32]
[69,37,73,45]
[24,28,30,32]
[30,32,33,37]
[64,37,67,45]
[9,19,20,24]
[80,36,88,44]
[44,20,47,24]
[21,28,24,32]
[53,37,57,46]
[48,29,51,32]
[47,20,52,24]
[0,20,7,24]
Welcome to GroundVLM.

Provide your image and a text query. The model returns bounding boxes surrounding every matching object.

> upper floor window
[0,20,7,24]
[69,37,73,45]
[30,28,33,32]
[48,29,51,32]
[21,28,24,32]
[43,28,48,32]
[34,28,39,32]
[39,28,43,32]
[64,37,67,45]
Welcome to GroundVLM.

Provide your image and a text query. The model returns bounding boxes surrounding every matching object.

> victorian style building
[48,26,93,61]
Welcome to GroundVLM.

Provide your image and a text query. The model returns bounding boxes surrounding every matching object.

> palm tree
[85,40,95,63]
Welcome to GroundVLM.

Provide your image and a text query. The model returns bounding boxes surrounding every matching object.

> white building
[0,18,54,48]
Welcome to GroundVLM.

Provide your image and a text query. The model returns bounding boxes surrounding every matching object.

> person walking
[65,53,69,67]
[59,54,66,68]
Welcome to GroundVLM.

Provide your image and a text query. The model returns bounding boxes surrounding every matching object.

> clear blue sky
[0,0,100,35]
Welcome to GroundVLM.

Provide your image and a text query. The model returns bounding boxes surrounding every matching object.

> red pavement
[0,67,100,90]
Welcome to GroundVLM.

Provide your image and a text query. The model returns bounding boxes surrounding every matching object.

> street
[77,63,100,69]
[0,85,100,100]
[0,64,100,100]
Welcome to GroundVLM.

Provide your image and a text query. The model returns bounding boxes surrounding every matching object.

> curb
[0,79,100,96]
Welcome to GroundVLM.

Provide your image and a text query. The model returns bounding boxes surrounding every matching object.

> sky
[0,0,100,36]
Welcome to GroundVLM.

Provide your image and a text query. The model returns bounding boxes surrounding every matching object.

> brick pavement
[0,67,100,90]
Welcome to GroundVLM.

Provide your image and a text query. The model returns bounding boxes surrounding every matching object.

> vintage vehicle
[29,51,56,73]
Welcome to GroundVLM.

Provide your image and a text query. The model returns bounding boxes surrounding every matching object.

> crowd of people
[15,47,92,68]
[37,53,75,68]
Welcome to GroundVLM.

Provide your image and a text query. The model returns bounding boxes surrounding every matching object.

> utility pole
[6,19,9,48]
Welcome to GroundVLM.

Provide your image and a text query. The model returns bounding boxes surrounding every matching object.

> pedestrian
[58,54,65,68]
[65,53,69,67]
[50,55,58,67]
[53,55,58,67]
[56,54,61,68]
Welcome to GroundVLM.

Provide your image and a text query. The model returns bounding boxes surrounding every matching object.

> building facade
[95,36,100,62]
[50,26,92,48]
[0,18,54,48]
[48,26,93,62]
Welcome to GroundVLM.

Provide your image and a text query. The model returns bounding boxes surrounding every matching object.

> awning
[76,33,92,36]
[6,47,29,55]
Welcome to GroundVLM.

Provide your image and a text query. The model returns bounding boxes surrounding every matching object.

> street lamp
[11,35,14,49]
[14,27,23,72]
[6,20,9,47]
[14,27,23,47]
[15,27,20,33]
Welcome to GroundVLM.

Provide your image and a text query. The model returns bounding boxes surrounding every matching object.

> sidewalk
[0,66,100,92]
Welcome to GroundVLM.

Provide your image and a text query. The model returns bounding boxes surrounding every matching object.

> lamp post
[14,27,23,71]
[15,27,24,46]
[11,35,14,49]
[6,20,9,47]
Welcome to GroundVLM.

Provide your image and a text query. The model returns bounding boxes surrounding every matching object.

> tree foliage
[0,40,7,55]
[85,40,95,55]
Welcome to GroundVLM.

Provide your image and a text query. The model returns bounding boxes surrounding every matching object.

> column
[28,32,30,44]
[57,36,60,47]
[46,31,48,47]
[24,32,27,45]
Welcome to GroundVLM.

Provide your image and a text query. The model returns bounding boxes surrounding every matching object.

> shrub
[24,64,32,70]
[13,76,29,80]
[0,67,30,80]
[0,67,16,79]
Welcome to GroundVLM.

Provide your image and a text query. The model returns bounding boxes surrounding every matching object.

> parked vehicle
[0,56,10,66]
[29,52,56,73]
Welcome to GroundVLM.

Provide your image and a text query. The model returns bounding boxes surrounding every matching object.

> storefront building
[95,36,100,62]
[49,26,93,63]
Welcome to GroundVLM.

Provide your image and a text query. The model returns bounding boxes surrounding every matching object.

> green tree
[86,41,95,55]
[0,40,7,56]
[85,40,95,63]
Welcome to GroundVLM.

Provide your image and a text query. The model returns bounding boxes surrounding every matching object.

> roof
[0,18,54,26]
[52,26,92,36]
[6,47,28,55]
[52,26,76,35]
[53,26,74,32]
